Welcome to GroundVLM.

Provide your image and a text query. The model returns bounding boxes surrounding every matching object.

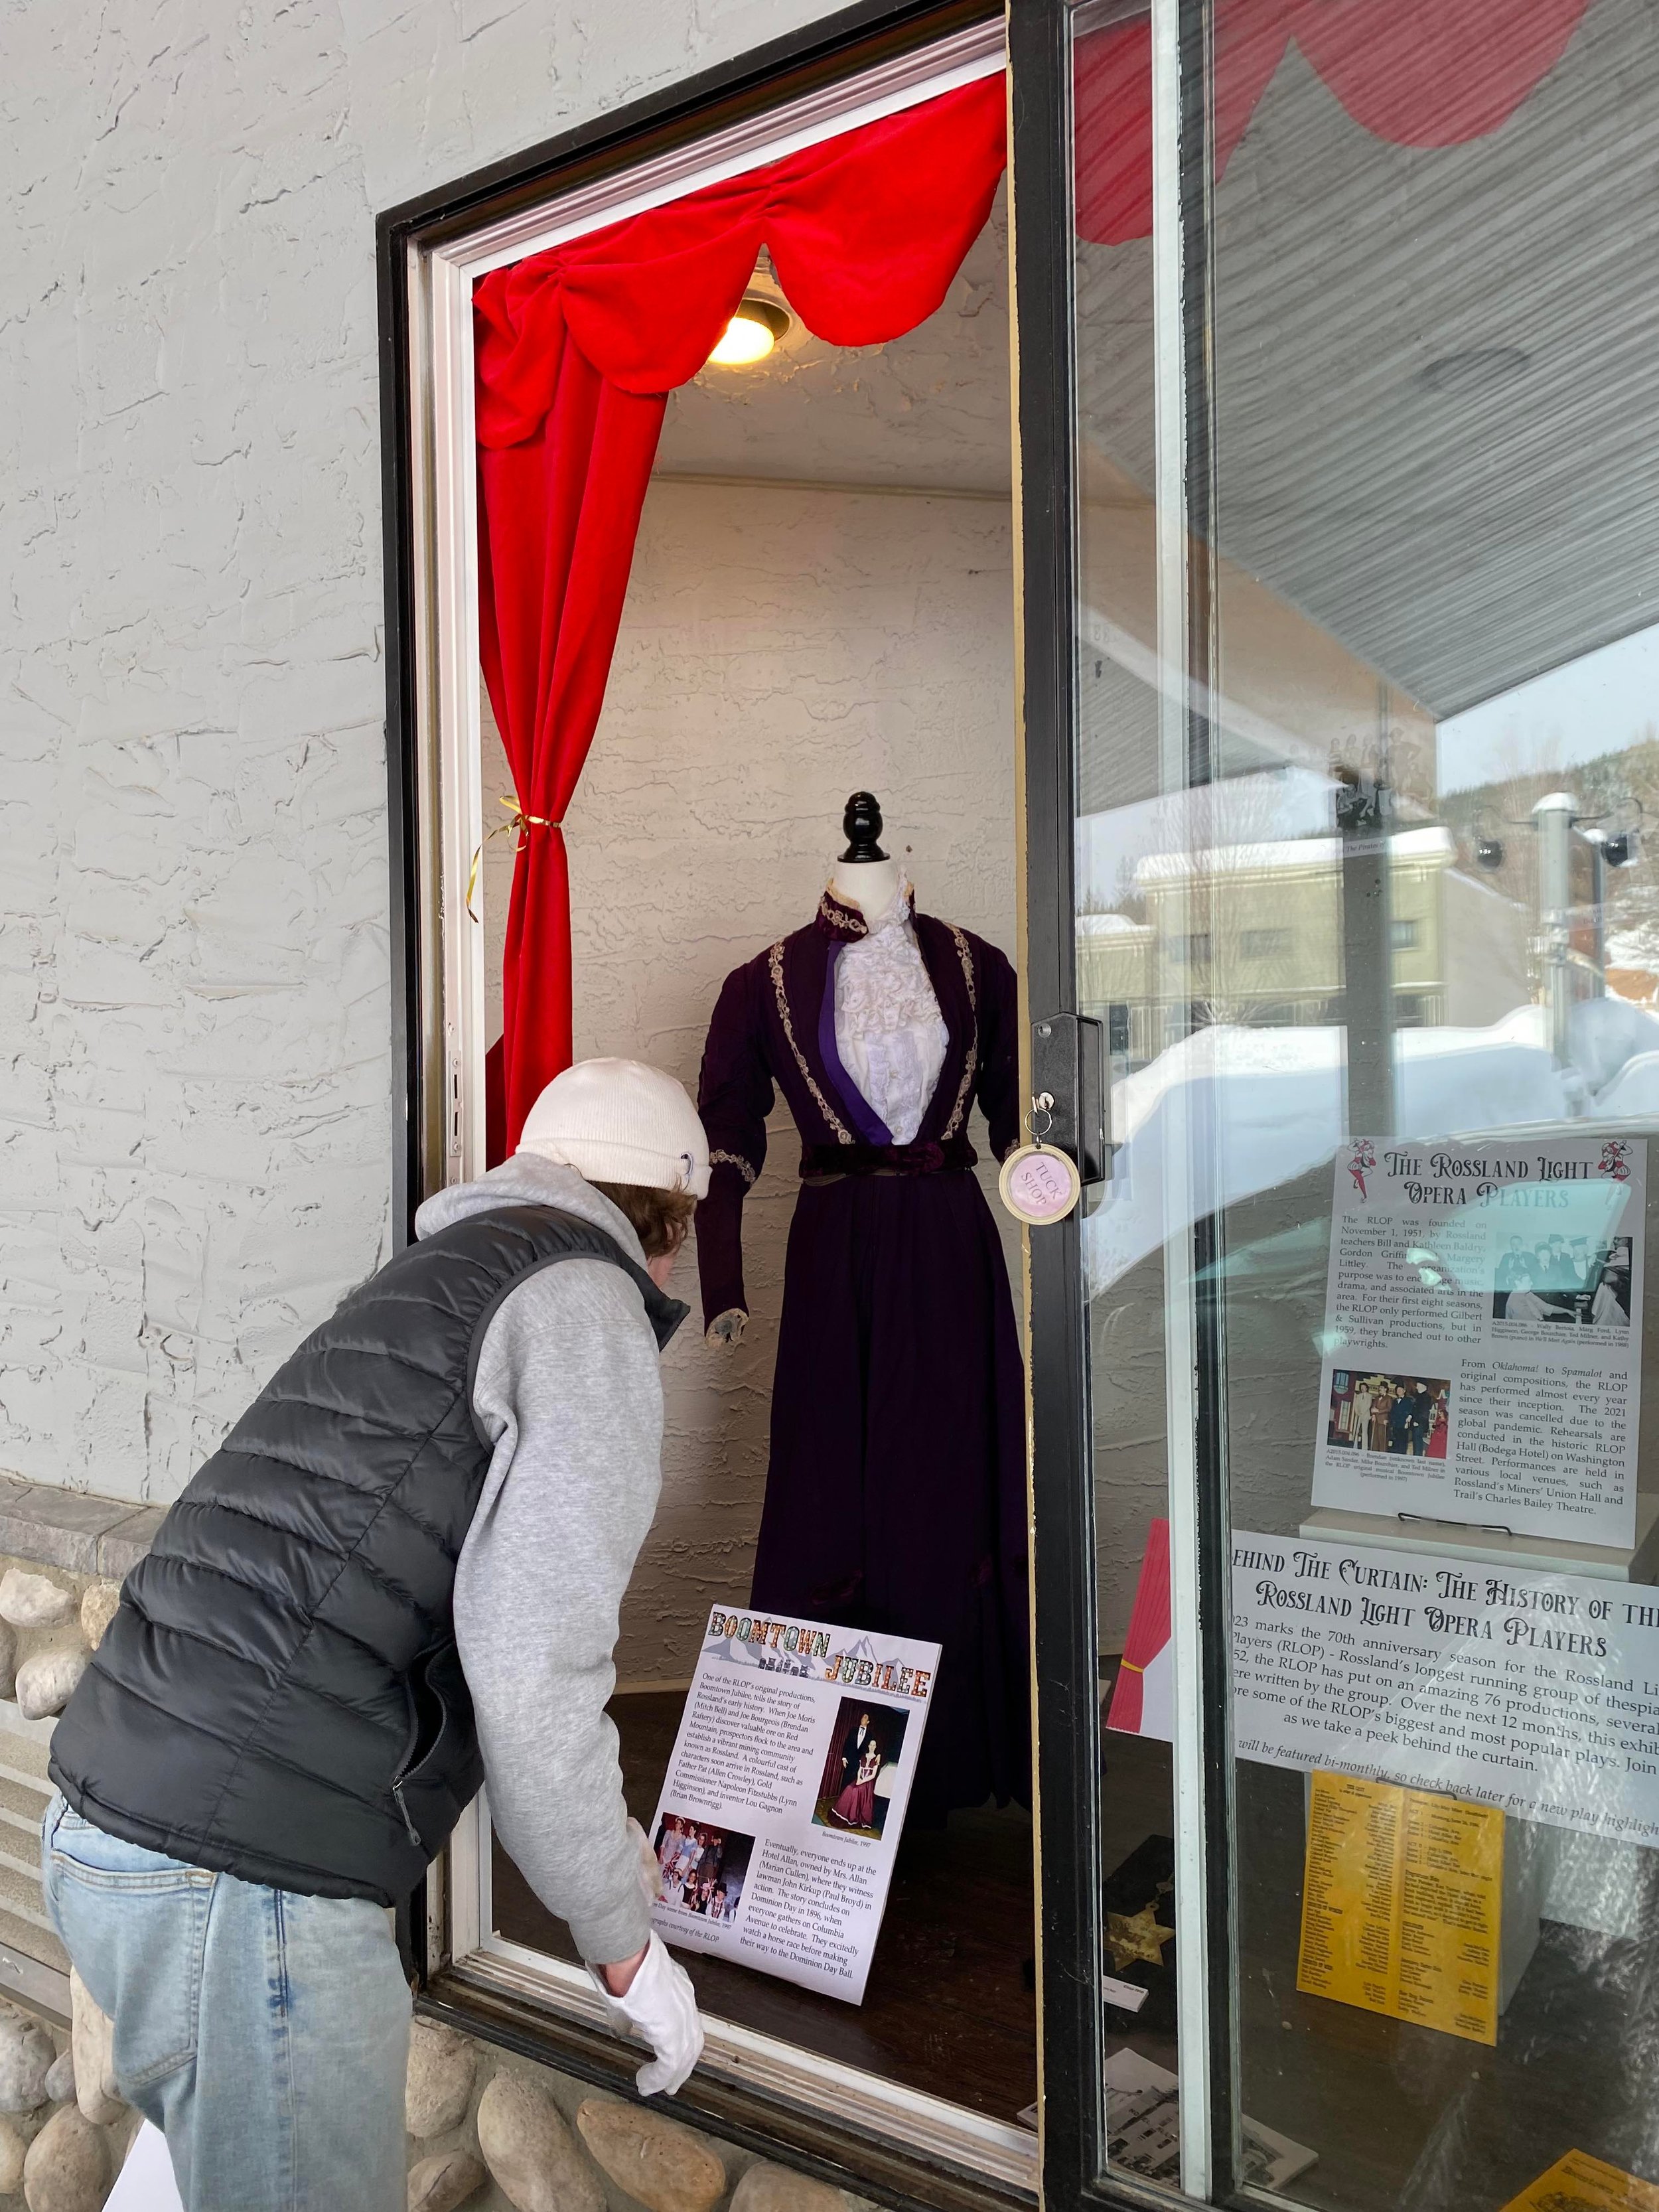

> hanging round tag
[999,1143,1082,1226]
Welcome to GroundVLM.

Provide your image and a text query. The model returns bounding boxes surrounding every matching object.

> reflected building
[1080,824,1532,1066]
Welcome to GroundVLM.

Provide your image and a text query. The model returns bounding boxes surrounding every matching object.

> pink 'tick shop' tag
[998,1143,1082,1225]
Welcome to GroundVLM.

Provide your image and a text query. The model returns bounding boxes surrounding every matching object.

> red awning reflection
[1076,0,1595,246]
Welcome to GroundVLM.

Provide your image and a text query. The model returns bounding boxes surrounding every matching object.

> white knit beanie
[516,1059,711,1199]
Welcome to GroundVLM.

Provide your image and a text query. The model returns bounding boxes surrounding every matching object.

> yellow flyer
[1295,1771,1500,2046]
[1500,2150,1659,2211]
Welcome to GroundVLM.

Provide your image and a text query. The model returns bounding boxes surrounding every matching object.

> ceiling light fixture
[706,295,791,368]
[1419,347,1530,394]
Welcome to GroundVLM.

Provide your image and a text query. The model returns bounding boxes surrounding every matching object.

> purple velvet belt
[799,1134,977,1180]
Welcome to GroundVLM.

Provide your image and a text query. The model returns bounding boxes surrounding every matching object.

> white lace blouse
[832,881,948,1145]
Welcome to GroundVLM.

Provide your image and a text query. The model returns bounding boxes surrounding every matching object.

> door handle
[1031,1013,1110,1187]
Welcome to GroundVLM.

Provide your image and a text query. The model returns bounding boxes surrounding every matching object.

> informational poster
[645,1605,940,2005]
[1100,2049,1317,2193]
[1311,1134,1644,1549]
[1233,1531,1659,1847]
[1295,1771,1501,2046]
[1501,2150,1659,2212]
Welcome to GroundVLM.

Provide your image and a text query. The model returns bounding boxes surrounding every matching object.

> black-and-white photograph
[1493,1233,1632,1325]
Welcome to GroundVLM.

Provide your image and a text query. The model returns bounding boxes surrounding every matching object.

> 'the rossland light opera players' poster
[1312,1135,1646,1550]
[646,1607,940,2004]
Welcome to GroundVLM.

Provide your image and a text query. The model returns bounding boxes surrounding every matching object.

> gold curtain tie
[466,795,561,923]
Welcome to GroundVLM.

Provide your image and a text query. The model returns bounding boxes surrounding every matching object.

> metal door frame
[1008,0,1240,2203]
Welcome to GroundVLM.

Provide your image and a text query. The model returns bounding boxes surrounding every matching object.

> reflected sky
[1439,623,1659,797]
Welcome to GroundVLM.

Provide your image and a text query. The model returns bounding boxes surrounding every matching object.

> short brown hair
[592,1181,698,1262]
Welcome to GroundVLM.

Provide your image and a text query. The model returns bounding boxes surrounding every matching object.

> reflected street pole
[1339,763,1394,1138]
[1534,790,1576,1068]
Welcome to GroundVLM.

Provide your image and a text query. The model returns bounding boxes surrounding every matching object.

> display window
[388,12,1058,2201]
[381,0,1659,2205]
[468,50,1038,2175]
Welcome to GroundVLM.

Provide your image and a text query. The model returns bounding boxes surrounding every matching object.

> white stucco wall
[0,0,837,1502]
[481,477,1020,1680]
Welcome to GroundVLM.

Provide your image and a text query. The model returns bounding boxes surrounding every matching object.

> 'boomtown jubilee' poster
[1311,1134,1645,1549]
[644,1607,940,2004]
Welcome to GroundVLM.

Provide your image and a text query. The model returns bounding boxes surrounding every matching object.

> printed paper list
[1296,1771,1500,2045]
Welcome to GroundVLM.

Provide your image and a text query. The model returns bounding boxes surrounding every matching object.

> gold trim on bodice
[940,924,978,1141]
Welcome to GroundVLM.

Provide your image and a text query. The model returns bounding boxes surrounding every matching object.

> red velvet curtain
[474,75,1007,1153]
[1076,0,1594,246]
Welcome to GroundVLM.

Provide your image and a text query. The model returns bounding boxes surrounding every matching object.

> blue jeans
[41,1795,411,2212]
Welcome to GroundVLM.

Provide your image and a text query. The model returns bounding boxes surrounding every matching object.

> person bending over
[42,1059,709,2211]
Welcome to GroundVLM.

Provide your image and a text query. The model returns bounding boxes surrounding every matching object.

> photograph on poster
[813,1698,911,1840]
[1325,1372,1449,1459]
[1492,1232,1633,1325]
[654,1814,755,1921]
[1311,1134,1646,1547]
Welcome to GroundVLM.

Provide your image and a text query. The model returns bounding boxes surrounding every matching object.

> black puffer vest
[50,1205,685,1904]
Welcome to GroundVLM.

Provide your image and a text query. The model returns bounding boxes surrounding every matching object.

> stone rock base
[395,2025,885,2212]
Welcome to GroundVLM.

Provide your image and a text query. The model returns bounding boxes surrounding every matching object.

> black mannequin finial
[839,792,887,862]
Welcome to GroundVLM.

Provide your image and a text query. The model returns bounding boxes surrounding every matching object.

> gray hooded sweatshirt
[414,1153,666,1966]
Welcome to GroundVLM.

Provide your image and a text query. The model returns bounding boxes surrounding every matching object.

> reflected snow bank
[1087,997,1659,1292]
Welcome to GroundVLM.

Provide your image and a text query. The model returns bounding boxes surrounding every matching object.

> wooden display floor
[491,1688,1039,2124]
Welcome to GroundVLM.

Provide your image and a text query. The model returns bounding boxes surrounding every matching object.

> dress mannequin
[695,793,1029,1822]
[827,789,902,922]
[709,795,900,1348]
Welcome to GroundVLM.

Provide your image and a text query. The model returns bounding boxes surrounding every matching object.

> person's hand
[706,1309,746,1349]
[587,1932,705,2095]
[599,1944,648,1997]
[626,1816,663,1907]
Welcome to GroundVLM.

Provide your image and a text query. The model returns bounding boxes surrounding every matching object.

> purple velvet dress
[696,890,1031,1824]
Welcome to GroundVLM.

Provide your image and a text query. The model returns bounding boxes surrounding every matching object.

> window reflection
[1076,0,1659,2200]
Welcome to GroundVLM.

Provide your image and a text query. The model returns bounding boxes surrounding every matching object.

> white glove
[588,1931,704,2097]
[626,1816,664,1906]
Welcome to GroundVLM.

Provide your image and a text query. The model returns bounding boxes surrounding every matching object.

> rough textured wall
[0,0,836,1503]
[483,478,1019,1681]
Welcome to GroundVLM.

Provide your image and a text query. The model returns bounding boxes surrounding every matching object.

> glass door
[1019,0,1659,2206]
[1207,1,1659,2207]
